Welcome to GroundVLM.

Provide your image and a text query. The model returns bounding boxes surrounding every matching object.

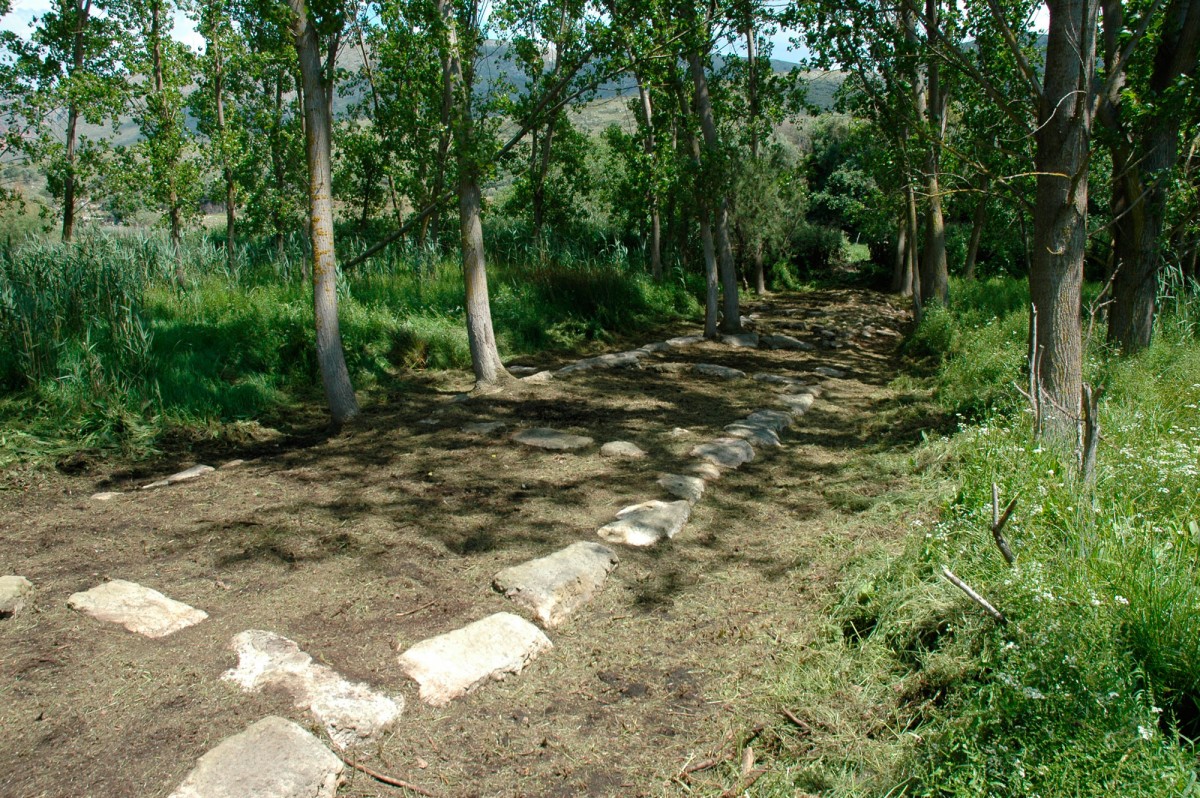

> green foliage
[788,222,845,275]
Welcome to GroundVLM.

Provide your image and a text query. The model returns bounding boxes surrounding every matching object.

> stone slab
[752,373,804,385]
[665,335,704,348]
[557,351,642,375]
[761,334,816,351]
[657,473,705,503]
[778,393,816,415]
[0,575,32,618]
[507,365,541,375]
[691,462,723,481]
[398,612,552,706]
[693,363,746,380]
[597,500,692,547]
[512,427,594,450]
[724,423,783,448]
[600,441,647,459]
[90,491,121,501]
[168,716,343,798]
[781,382,820,395]
[721,333,760,348]
[493,542,619,628]
[142,464,215,490]
[690,438,755,470]
[521,370,554,383]
[223,630,403,748]
[68,579,207,638]
[638,341,670,353]
[814,366,846,378]
[745,409,795,432]
[647,362,691,375]
[462,421,506,434]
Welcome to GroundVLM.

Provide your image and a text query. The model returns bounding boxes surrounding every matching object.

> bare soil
[0,288,928,798]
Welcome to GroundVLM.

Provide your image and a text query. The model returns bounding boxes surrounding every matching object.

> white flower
[1139,725,1154,741]
[1116,595,1130,606]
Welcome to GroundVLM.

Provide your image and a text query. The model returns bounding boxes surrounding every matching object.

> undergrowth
[0,230,700,466]
[761,276,1200,796]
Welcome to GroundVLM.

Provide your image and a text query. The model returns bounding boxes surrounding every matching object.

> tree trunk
[920,0,950,304]
[687,50,740,333]
[214,43,236,265]
[907,181,923,319]
[892,212,913,295]
[633,67,662,281]
[288,0,359,424]
[1030,0,1098,441]
[964,183,988,280]
[675,72,718,338]
[61,0,91,243]
[745,23,767,295]
[440,0,509,387]
[149,0,183,277]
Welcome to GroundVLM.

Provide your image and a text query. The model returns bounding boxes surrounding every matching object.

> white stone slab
[814,366,846,378]
[512,427,594,450]
[648,362,691,374]
[762,334,815,351]
[666,335,705,348]
[507,365,541,375]
[463,421,506,434]
[693,363,746,380]
[493,542,619,628]
[398,612,552,707]
[638,341,670,353]
[724,423,783,448]
[557,351,642,375]
[692,462,723,480]
[168,716,343,798]
[600,441,647,459]
[90,491,120,501]
[142,464,215,490]
[0,575,32,618]
[745,409,795,432]
[778,393,816,415]
[721,333,760,348]
[690,438,756,470]
[752,372,803,385]
[68,580,207,638]
[657,473,705,503]
[223,630,403,748]
[598,500,692,547]
[521,370,554,382]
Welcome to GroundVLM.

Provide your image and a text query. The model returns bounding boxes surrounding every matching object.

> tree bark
[440,0,509,387]
[687,50,740,333]
[149,0,183,276]
[892,212,914,295]
[633,66,662,281]
[288,0,360,424]
[964,182,989,280]
[1030,0,1098,441]
[920,0,950,304]
[213,40,236,264]
[61,0,91,243]
[745,23,766,295]
[675,72,718,338]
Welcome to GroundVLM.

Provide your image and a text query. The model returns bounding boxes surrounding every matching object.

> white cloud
[2,0,203,50]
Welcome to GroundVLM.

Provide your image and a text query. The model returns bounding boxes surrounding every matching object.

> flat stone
[398,612,552,707]
[0,575,33,618]
[223,630,403,748]
[167,716,343,798]
[692,462,723,480]
[141,464,215,490]
[90,491,120,501]
[597,500,692,547]
[669,427,694,438]
[493,542,619,628]
[693,363,746,380]
[745,409,795,432]
[557,351,642,375]
[417,417,440,426]
[665,335,704,348]
[68,579,207,638]
[721,333,760,348]
[521,370,554,383]
[657,473,705,503]
[724,423,783,448]
[462,421,506,434]
[740,315,757,327]
[648,362,691,374]
[778,393,816,415]
[512,427,594,450]
[638,341,670,353]
[220,459,245,469]
[781,382,820,395]
[814,366,846,378]
[600,441,647,459]
[690,438,756,470]
[507,365,540,375]
[752,373,805,385]
[761,334,816,351]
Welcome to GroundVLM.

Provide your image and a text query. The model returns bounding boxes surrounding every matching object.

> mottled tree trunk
[675,72,718,338]
[920,0,949,304]
[892,212,914,295]
[633,67,662,281]
[288,0,359,424]
[61,0,90,243]
[964,183,988,281]
[149,0,183,278]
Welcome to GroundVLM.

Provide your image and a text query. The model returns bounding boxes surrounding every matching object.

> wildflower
[1115,595,1130,605]
[1138,725,1154,741]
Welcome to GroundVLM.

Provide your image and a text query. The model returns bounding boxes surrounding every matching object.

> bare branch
[942,567,1007,624]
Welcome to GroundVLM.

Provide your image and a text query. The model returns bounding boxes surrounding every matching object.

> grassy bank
[759,276,1200,796]
[0,230,701,467]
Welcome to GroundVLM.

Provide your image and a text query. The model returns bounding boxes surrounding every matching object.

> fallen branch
[719,767,766,798]
[990,483,1017,566]
[338,752,438,797]
[396,600,436,619]
[942,567,1007,625]
[780,707,812,734]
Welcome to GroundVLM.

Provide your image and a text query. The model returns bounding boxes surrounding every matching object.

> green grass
[0,228,700,466]
[761,275,1200,797]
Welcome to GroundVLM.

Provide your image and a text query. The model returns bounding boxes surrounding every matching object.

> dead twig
[396,601,436,619]
[719,767,767,798]
[990,483,1018,566]
[780,707,813,734]
[339,752,438,797]
[942,567,1007,625]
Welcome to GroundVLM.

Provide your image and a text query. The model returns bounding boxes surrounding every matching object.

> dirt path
[0,288,919,798]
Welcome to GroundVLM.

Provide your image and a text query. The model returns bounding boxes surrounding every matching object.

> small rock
[493,542,619,628]
[223,630,404,748]
[814,366,846,378]
[780,382,820,395]
[0,575,33,618]
[220,459,245,470]
[692,462,723,481]
[557,351,642,375]
[761,334,816,351]
[141,464,215,490]
[167,716,343,798]
[657,473,705,503]
[638,341,670,353]
[598,500,692,547]
[398,612,552,707]
[417,417,440,426]
[521,370,554,383]
[721,333,760,348]
[90,491,121,501]
[752,373,804,385]
[462,421,506,434]
[600,441,647,459]
[68,579,207,638]
[778,393,816,415]
[740,315,757,327]
[507,365,540,375]
[693,363,746,380]
[512,427,594,450]
[745,409,794,431]
[665,335,705,348]
[647,362,691,375]
[724,423,783,448]
[668,427,693,438]
[690,438,755,470]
